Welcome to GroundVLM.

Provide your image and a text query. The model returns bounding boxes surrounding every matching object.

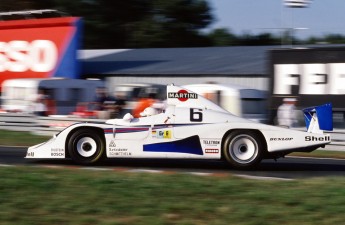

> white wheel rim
[229,135,258,164]
[76,137,97,157]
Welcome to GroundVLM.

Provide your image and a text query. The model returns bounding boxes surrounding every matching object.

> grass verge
[1,166,345,225]
[0,129,49,146]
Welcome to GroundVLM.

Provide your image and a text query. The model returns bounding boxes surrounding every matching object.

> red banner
[0,17,82,90]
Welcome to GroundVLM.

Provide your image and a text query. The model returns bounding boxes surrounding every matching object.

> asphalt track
[1,146,344,180]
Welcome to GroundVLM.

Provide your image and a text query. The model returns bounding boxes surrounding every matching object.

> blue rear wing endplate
[303,103,333,131]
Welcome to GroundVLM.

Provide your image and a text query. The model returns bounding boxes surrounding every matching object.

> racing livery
[27,85,332,168]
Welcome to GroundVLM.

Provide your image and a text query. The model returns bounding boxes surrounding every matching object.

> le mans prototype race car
[26,84,333,169]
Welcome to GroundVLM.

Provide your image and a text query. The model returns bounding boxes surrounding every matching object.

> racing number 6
[190,108,203,122]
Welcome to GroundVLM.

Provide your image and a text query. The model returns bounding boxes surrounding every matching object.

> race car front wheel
[223,130,263,169]
[68,128,105,165]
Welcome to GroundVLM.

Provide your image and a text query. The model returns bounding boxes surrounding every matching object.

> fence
[0,113,105,136]
[0,113,344,151]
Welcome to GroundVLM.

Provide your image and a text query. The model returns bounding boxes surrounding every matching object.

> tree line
[1,0,344,48]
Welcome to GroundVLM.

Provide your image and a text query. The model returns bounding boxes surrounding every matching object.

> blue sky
[207,0,345,39]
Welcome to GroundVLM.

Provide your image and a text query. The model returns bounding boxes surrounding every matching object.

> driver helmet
[140,107,158,117]
[123,113,134,121]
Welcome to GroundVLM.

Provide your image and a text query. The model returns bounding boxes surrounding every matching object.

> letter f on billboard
[273,64,300,95]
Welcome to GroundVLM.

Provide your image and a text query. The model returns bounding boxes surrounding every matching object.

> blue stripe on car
[143,135,203,155]
[104,126,150,134]
[116,127,150,133]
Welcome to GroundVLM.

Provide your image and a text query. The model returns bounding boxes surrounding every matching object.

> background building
[79,46,270,91]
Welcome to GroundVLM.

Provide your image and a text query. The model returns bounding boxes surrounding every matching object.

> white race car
[26,85,332,169]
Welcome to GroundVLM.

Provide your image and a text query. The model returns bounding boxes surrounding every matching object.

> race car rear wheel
[223,131,263,169]
[68,128,105,165]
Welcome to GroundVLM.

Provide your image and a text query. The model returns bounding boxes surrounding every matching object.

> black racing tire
[68,128,105,165]
[223,130,263,169]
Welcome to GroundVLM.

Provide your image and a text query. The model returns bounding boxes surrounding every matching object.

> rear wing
[303,103,333,134]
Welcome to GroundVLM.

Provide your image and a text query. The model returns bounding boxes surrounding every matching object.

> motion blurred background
[1,2,345,224]
[1,0,345,133]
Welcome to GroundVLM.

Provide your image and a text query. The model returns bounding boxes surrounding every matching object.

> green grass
[0,129,49,146]
[0,166,344,225]
[1,130,344,224]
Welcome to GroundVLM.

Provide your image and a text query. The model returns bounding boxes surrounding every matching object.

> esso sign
[0,40,58,73]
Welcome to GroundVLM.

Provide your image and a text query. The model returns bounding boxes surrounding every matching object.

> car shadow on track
[5,147,345,178]
[30,158,230,170]
[29,157,345,174]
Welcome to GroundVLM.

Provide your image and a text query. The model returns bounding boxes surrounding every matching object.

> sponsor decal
[162,130,171,139]
[109,152,132,156]
[109,140,116,148]
[270,138,293,141]
[109,145,131,156]
[168,90,198,102]
[109,147,128,152]
[152,130,172,139]
[51,148,64,157]
[205,149,219,154]
[0,40,58,73]
[27,152,34,157]
[305,136,330,142]
[151,130,157,138]
[203,140,220,154]
[203,140,220,145]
